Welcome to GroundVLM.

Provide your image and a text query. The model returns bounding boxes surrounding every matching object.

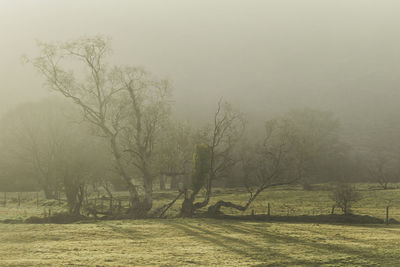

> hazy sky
[1,0,400,125]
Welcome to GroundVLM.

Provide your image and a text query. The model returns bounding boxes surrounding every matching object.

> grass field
[1,219,400,266]
[1,185,400,266]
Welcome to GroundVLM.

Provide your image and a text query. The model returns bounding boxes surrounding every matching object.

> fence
[0,191,397,224]
[1,192,131,212]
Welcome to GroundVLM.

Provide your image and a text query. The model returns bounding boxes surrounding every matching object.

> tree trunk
[180,173,213,216]
[127,183,142,217]
[143,170,153,212]
[109,136,148,218]
[170,175,178,190]
[159,175,166,190]
[102,182,113,198]
[181,199,194,217]
[64,177,85,216]
[183,174,190,189]
[193,174,213,209]
[181,192,195,217]
[180,189,198,217]
[127,170,153,218]
[43,185,57,200]
[72,184,85,216]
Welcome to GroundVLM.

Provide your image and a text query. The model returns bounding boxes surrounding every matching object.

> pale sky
[1,0,400,126]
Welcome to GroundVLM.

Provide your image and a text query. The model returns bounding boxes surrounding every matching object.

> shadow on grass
[101,222,149,240]
[0,219,25,224]
[204,220,395,265]
[166,220,320,266]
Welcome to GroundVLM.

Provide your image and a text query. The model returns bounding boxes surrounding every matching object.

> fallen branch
[157,191,184,218]
[208,179,298,214]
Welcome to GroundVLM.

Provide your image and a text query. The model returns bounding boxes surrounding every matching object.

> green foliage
[190,144,211,193]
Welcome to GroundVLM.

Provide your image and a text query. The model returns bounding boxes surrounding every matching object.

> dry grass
[1,219,400,266]
[0,192,64,221]
[1,185,400,266]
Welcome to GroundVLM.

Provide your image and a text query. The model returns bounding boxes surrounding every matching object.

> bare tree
[29,36,171,217]
[0,98,108,215]
[368,154,398,190]
[181,100,245,216]
[277,108,343,186]
[115,66,171,215]
[60,130,109,216]
[207,109,340,214]
[331,183,361,215]
[0,99,72,199]
[207,118,301,214]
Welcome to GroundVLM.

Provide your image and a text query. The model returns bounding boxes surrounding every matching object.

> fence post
[267,203,271,216]
[386,206,389,225]
[3,192,6,207]
[109,197,113,213]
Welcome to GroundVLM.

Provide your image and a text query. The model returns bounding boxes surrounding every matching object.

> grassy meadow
[1,185,400,266]
[1,219,400,266]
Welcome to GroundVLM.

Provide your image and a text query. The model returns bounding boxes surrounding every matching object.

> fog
[1,0,400,127]
[0,1,400,188]
[2,2,400,262]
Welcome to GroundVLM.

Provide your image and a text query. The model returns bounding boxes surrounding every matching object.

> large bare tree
[30,36,171,217]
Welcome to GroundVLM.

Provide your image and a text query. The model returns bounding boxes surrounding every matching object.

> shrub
[331,183,361,215]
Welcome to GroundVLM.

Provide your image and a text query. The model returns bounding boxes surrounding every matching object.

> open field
[1,185,400,266]
[1,218,400,266]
